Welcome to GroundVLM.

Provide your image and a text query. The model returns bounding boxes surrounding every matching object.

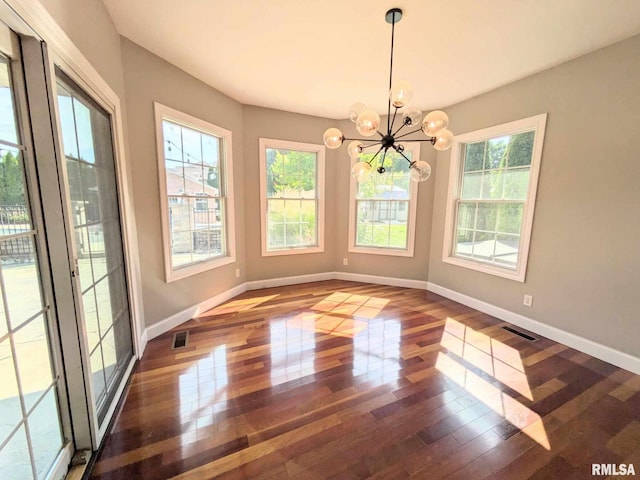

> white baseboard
[334,271,428,290]
[427,282,640,375]
[145,283,247,341]
[245,272,334,290]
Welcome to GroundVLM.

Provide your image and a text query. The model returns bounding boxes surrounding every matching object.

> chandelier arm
[379,148,389,170]
[394,127,424,140]
[391,144,414,165]
[399,138,435,143]
[366,145,386,166]
[386,11,397,132]
[391,120,409,137]
[360,142,383,149]
[342,137,384,149]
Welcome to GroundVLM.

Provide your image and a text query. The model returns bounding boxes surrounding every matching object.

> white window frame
[442,113,547,282]
[154,103,236,282]
[259,138,325,256]
[348,142,420,257]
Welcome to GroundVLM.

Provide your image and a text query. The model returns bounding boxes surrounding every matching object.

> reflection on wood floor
[91,280,640,479]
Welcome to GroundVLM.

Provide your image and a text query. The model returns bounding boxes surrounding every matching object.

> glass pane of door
[0,48,64,479]
[55,71,133,424]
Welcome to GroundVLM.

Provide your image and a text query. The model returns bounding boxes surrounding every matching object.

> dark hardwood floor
[90,281,640,479]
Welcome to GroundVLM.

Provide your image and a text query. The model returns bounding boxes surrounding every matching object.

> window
[154,103,235,281]
[259,138,324,256]
[348,143,420,256]
[442,114,547,281]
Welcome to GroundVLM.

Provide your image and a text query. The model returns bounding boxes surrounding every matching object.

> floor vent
[502,326,537,342]
[171,331,189,349]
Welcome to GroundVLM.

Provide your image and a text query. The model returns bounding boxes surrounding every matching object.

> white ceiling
[102,0,640,119]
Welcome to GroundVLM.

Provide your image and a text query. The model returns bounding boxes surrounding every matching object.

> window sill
[261,245,324,257]
[348,245,414,257]
[165,254,236,283]
[442,255,525,282]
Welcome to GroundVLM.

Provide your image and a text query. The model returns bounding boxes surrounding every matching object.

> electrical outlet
[523,294,533,307]
[343,258,348,266]
[235,268,240,278]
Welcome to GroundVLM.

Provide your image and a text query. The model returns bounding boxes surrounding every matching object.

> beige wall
[120,39,246,327]
[39,0,126,97]
[242,105,337,281]
[429,35,640,357]
[334,117,438,281]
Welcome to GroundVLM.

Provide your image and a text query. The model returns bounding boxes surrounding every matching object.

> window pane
[485,136,509,170]
[503,167,530,200]
[476,203,498,232]
[461,171,482,199]
[14,315,54,412]
[267,199,285,249]
[495,233,520,268]
[0,58,19,145]
[94,276,113,336]
[27,388,63,479]
[463,142,485,172]
[481,170,504,199]
[165,160,185,196]
[102,326,117,385]
[201,133,220,167]
[73,98,95,164]
[83,288,100,352]
[456,202,476,231]
[507,131,534,167]
[90,345,106,403]
[497,203,524,234]
[0,425,32,480]
[181,126,202,164]
[0,149,30,227]
[1,237,43,328]
[0,338,21,444]
[57,86,80,160]
[162,121,182,162]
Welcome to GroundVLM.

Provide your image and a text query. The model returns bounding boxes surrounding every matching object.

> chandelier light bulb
[355,110,381,137]
[422,110,449,136]
[323,127,344,149]
[433,129,454,151]
[410,160,432,182]
[351,161,373,182]
[402,107,422,126]
[347,141,364,158]
[389,80,413,108]
[348,102,367,123]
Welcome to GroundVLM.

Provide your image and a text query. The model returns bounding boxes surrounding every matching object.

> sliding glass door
[55,71,133,425]
[0,29,66,480]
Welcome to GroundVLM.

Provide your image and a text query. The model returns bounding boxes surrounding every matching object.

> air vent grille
[171,331,189,349]
[502,326,537,342]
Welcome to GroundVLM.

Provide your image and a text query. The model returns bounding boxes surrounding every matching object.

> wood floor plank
[89,280,640,479]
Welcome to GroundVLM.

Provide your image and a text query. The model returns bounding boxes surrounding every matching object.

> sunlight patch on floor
[204,294,279,316]
[437,318,549,450]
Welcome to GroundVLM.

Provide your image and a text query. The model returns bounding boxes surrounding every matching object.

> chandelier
[322,8,454,183]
